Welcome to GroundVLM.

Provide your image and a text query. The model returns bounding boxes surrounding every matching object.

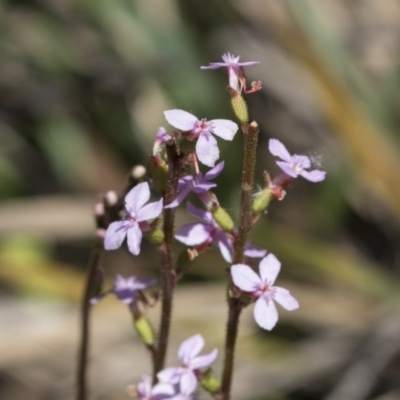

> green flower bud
[200,370,220,393]
[252,188,272,215]
[146,227,164,245]
[148,155,168,192]
[227,87,248,124]
[212,206,234,232]
[133,314,154,346]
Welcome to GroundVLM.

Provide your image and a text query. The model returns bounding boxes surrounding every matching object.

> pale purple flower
[231,254,299,330]
[165,162,224,209]
[90,274,156,307]
[164,109,238,167]
[157,334,218,396]
[201,52,260,92]
[175,202,232,262]
[104,182,163,255]
[269,139,326,182]
[136,375,175,400]
[153,127,172,155]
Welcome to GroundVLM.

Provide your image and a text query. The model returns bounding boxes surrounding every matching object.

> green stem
[153,141,182,379]
[77,246,102,400]
[221,121,259,400]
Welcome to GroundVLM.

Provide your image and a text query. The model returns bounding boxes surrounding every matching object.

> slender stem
[221,121,259,400]
[153,141,182,379]
[77,246,102,400]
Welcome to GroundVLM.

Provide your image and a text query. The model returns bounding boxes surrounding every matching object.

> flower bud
[200,369,220,393]
[133,314,154,346]
[227,87,248,124]
[93,202,105,217]
[104,191,118,207]
[131,165,146,180]
[252,188,272,215]
[146,227,164,245]
[148,155,168,192]
[212,206,234,232]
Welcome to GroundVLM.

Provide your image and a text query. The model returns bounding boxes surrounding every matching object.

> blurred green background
[1,0,400,399]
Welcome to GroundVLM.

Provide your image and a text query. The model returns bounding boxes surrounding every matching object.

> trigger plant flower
[164,109,238,167]
[90,274,156,309]
[231,254,299,330]
[104,181,163,255]
[269,139,326,183]
[165,161,224,209]
[157,334,218,397]
[175,202,232,262]
[201,52,260,93]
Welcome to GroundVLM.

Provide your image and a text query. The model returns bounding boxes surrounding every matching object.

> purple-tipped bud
[93,202,105,216]
[131,165,147,180]
[104,190,118,206]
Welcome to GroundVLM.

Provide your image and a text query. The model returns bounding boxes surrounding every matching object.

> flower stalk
[220,121,259,400]
[153,140,182,379]
[76,246,103,400]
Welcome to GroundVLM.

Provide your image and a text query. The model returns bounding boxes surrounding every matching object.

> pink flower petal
[300,169,326,182]
[164,185,193,209]
[209,119,238,140]
[269,139,292,162]
[203,161,224,181]
[157,367,182,384]
[259,254,281,285]
[180,370,198,395]
[196,132,220,167]
[178,334,204,361]
[294,154,311,169]
[273,287,299,311]
[276,161,298,178]
[231,264,262,292]
[175,223,212,246]
[187,202,213,224]
[126,223,142,255]
[137,198,163,221]
[244,243,267,259]
[214,231,233,263]
[125,182,150,214]
[254,297,278,330]
[104,221,128,250]
[190,348,218,370]
[164,109,198,131]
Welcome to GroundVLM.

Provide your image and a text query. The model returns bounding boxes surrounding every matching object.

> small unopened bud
[212,206,234,232]
[133,314,154,346]
[93,202,105,216]
[148,155,168,192]
[131,165,146,180]
[227,87,248,124]
[146,227,164,245]
[105,191,118,206]
[200,369,220,393]
[252,188,272,215]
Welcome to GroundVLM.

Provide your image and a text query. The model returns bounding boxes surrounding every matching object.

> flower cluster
[88,52,327,400]
[133,334,217,400]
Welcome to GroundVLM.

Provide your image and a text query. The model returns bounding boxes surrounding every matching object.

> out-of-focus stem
[221,121,259,400]
[153,141,181,380]
[77,246,103,400]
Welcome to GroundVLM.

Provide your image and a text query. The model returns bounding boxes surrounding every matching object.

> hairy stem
[221,121,259,400]
[153,141,182,379]
[77,246,102,400]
